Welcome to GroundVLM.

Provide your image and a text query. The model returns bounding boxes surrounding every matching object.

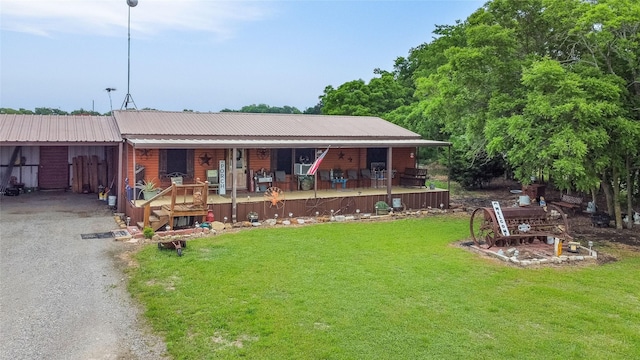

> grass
[128,216,640,359]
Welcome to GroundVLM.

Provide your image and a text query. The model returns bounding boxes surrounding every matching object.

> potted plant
[299,175,314,190]
[142,179,160,200]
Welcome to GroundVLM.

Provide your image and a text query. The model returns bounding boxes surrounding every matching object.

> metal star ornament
[199,153,212,166]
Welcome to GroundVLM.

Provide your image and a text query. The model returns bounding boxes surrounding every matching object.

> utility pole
[121,0,138,110]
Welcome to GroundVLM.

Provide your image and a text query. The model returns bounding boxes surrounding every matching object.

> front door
[39,146,69,190]
[226,148,247,190]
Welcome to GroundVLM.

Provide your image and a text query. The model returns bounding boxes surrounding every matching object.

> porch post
[231,148,237,223]
[132,144,136,199]
[448,145,451,191]
[313,148,318,198]
[386,146,392,205]
[117,141,124,212]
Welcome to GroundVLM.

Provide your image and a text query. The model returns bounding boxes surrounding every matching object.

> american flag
[306,146,330,176]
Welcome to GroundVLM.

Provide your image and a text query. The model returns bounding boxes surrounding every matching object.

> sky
[1,0,485,114]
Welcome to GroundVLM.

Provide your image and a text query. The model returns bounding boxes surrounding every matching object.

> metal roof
[113,110,432,140]
[0,114,122,145]
[0,111,451,148]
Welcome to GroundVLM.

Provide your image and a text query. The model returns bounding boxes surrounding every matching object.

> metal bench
[550,194,583,215]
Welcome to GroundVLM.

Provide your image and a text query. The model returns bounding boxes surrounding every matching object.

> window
[275,149,292,174]
[274,148,315,174]
[295,148,314,165]
[159,149,194,179]
[367,148,388,170]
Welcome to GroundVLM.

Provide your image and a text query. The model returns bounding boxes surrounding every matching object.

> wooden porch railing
[141,181,209,229]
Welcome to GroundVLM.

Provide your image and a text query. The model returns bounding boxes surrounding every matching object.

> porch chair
[274,171,287,190]
[318,170,331,189]
[347,169,359,188]
[206,169,220,195]
[360,169,373,188]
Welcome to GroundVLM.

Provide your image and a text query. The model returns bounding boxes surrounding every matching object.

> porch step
[137,209,170,232]
[153,209,170,217]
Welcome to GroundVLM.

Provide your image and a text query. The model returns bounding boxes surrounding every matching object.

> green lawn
[128,216,640,359]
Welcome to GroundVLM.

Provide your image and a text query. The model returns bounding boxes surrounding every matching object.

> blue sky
[1,0,484,114]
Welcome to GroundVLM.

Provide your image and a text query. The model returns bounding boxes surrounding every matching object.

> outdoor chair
[206,169,219,195]
[275,170,287,189]
[319,170,331,189]
[360,169,372,188]
[347,169,359,187]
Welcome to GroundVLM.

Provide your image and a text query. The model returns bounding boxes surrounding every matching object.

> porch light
[410,152,415,159]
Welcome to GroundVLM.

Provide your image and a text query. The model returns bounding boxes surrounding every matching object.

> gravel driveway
[0,192,166,359]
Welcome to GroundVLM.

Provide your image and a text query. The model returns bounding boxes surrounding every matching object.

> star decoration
[199,152,212,166]
[136,149,151,158]
[338,151,345,159]
[256,149,270,160]
[348,157,353,162]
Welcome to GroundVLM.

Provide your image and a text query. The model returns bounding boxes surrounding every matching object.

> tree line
[319,0,639,229]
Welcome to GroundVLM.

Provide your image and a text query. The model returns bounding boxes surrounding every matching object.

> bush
[143,227,155,239]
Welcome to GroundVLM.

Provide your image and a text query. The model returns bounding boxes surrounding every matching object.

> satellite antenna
[121,0,138,110]
[105,88,116,112]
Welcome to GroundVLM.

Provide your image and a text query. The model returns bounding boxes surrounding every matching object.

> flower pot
[143,190,158,200]
[301,178,313,191]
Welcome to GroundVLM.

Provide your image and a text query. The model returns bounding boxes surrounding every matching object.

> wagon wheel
[338,197,356,215]
[547,204,570,238]
[470,207,498,248]
[264,187,285,209]
[305,197,325,216]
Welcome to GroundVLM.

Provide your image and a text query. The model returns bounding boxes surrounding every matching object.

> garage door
[39,146,69,189]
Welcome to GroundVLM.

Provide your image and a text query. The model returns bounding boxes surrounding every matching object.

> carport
[0,114,123,205]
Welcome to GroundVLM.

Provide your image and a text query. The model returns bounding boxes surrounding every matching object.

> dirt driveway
[0,192,166,360]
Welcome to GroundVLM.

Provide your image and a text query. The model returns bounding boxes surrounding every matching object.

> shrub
[143,227,155,239]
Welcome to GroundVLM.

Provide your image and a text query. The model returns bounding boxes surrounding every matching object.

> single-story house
[1,111,451,229]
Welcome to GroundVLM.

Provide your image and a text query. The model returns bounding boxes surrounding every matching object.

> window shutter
[159,149,167,178]
[187,149,194,179]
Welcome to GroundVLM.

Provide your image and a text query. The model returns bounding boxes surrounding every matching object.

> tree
[220,104,302,114]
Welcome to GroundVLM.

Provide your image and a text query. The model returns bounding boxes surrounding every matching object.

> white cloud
[0,0,273,39]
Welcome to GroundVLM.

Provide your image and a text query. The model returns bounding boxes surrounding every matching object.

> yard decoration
[264,187,285,209]
[375,201,390,215]
[470,204,570,248]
